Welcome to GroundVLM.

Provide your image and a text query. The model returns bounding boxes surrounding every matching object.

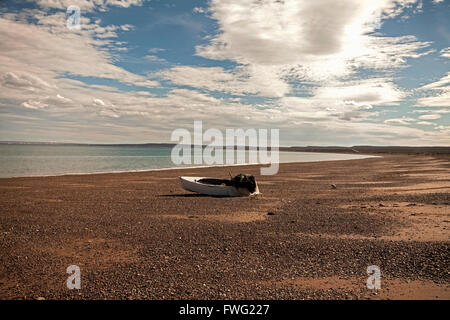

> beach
[0,153,449,300]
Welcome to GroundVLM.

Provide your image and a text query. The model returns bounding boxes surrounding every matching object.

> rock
[36,297,45,300]
[267,212,275,216]
[331,184,337,189]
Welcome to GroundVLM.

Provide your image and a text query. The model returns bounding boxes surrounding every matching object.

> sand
[0,154,448,300]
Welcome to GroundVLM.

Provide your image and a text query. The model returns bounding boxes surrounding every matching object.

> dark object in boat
[231,174,257,193]
[197,174,257,193]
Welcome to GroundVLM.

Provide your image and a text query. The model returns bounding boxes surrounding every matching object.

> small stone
[331,184,337,189]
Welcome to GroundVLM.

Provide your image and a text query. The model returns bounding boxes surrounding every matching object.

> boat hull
[178,176,258,197]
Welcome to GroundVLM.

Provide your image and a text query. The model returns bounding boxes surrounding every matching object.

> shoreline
[0,152,378,180]
[0,154,448,300]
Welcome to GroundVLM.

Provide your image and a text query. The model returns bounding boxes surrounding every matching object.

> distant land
[0,141,449,155]
[0,141,176,147]
[289,146,450,155]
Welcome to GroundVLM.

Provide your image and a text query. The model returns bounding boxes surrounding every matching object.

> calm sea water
[0,144,373,178]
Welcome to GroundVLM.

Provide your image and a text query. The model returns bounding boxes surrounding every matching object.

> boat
[178,174,260,197]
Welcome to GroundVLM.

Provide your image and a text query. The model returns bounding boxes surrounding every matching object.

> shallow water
[0,144,374,178]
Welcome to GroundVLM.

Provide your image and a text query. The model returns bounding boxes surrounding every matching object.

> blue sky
[0,0,449,146]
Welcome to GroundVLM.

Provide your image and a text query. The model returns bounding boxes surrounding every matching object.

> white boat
[178,175,260,197]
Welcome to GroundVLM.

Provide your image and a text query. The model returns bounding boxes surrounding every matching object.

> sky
[0,0,449,146]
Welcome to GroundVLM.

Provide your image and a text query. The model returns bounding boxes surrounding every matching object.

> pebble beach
[0,153,449,300]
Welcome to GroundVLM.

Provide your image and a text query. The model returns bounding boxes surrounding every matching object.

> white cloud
[93,98,106,106]
[313,79,405,105]
[0,15,158,90]
[195,0,428,81]
[144,55,167,63]
[163,1,426,102]
[412,109,450,114]
[274,78,405,121]
[416,121,433,125]
[1,72,54,91]
[418,114,441,120]
[384,117,415,124]
[421,73,450,90]
[21,100,49,110]
[148,48,166,54]
[416,92,450,107]
[193,7,206,14]
[159,65,289,98]
[159,0,431,116]
[31,0,143,12]
[416,44,449,107]
[417,73,450,107]
[441,47,450,58]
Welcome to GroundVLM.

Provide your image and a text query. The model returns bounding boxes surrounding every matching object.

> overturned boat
[178,174,260,197]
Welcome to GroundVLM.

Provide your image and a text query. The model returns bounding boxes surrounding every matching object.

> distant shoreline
[0,142,449,155]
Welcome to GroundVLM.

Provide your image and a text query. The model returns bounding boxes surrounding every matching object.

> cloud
[441,47,450,58]
[159,65,289,97]
[275,78,405,122]
[384,117,415,124]
[418,114,441,120]
[416,121,433,125]
[421,73,450,91]
[0,14,158,91]
[162,0,426,103]
[31,0,144,12]
[412,108,450,114]
[21,100,49,110]
[0,72,54,91]
[417,92,450,107]
[0,8,164,132]
[195,0,428,81]
[193,7,206,14]
[0,0,448,146]
[313,79,405,105]
[417,73,450,107]
[162,0,430,117]
[148,48,166,54]
[415,46,450,107]
[93,98,106,106]
[144,55,167,63]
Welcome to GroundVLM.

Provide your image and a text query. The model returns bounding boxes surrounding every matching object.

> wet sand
[0,154,449,300]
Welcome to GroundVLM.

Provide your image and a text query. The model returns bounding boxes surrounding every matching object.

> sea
[0,144,374,178]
